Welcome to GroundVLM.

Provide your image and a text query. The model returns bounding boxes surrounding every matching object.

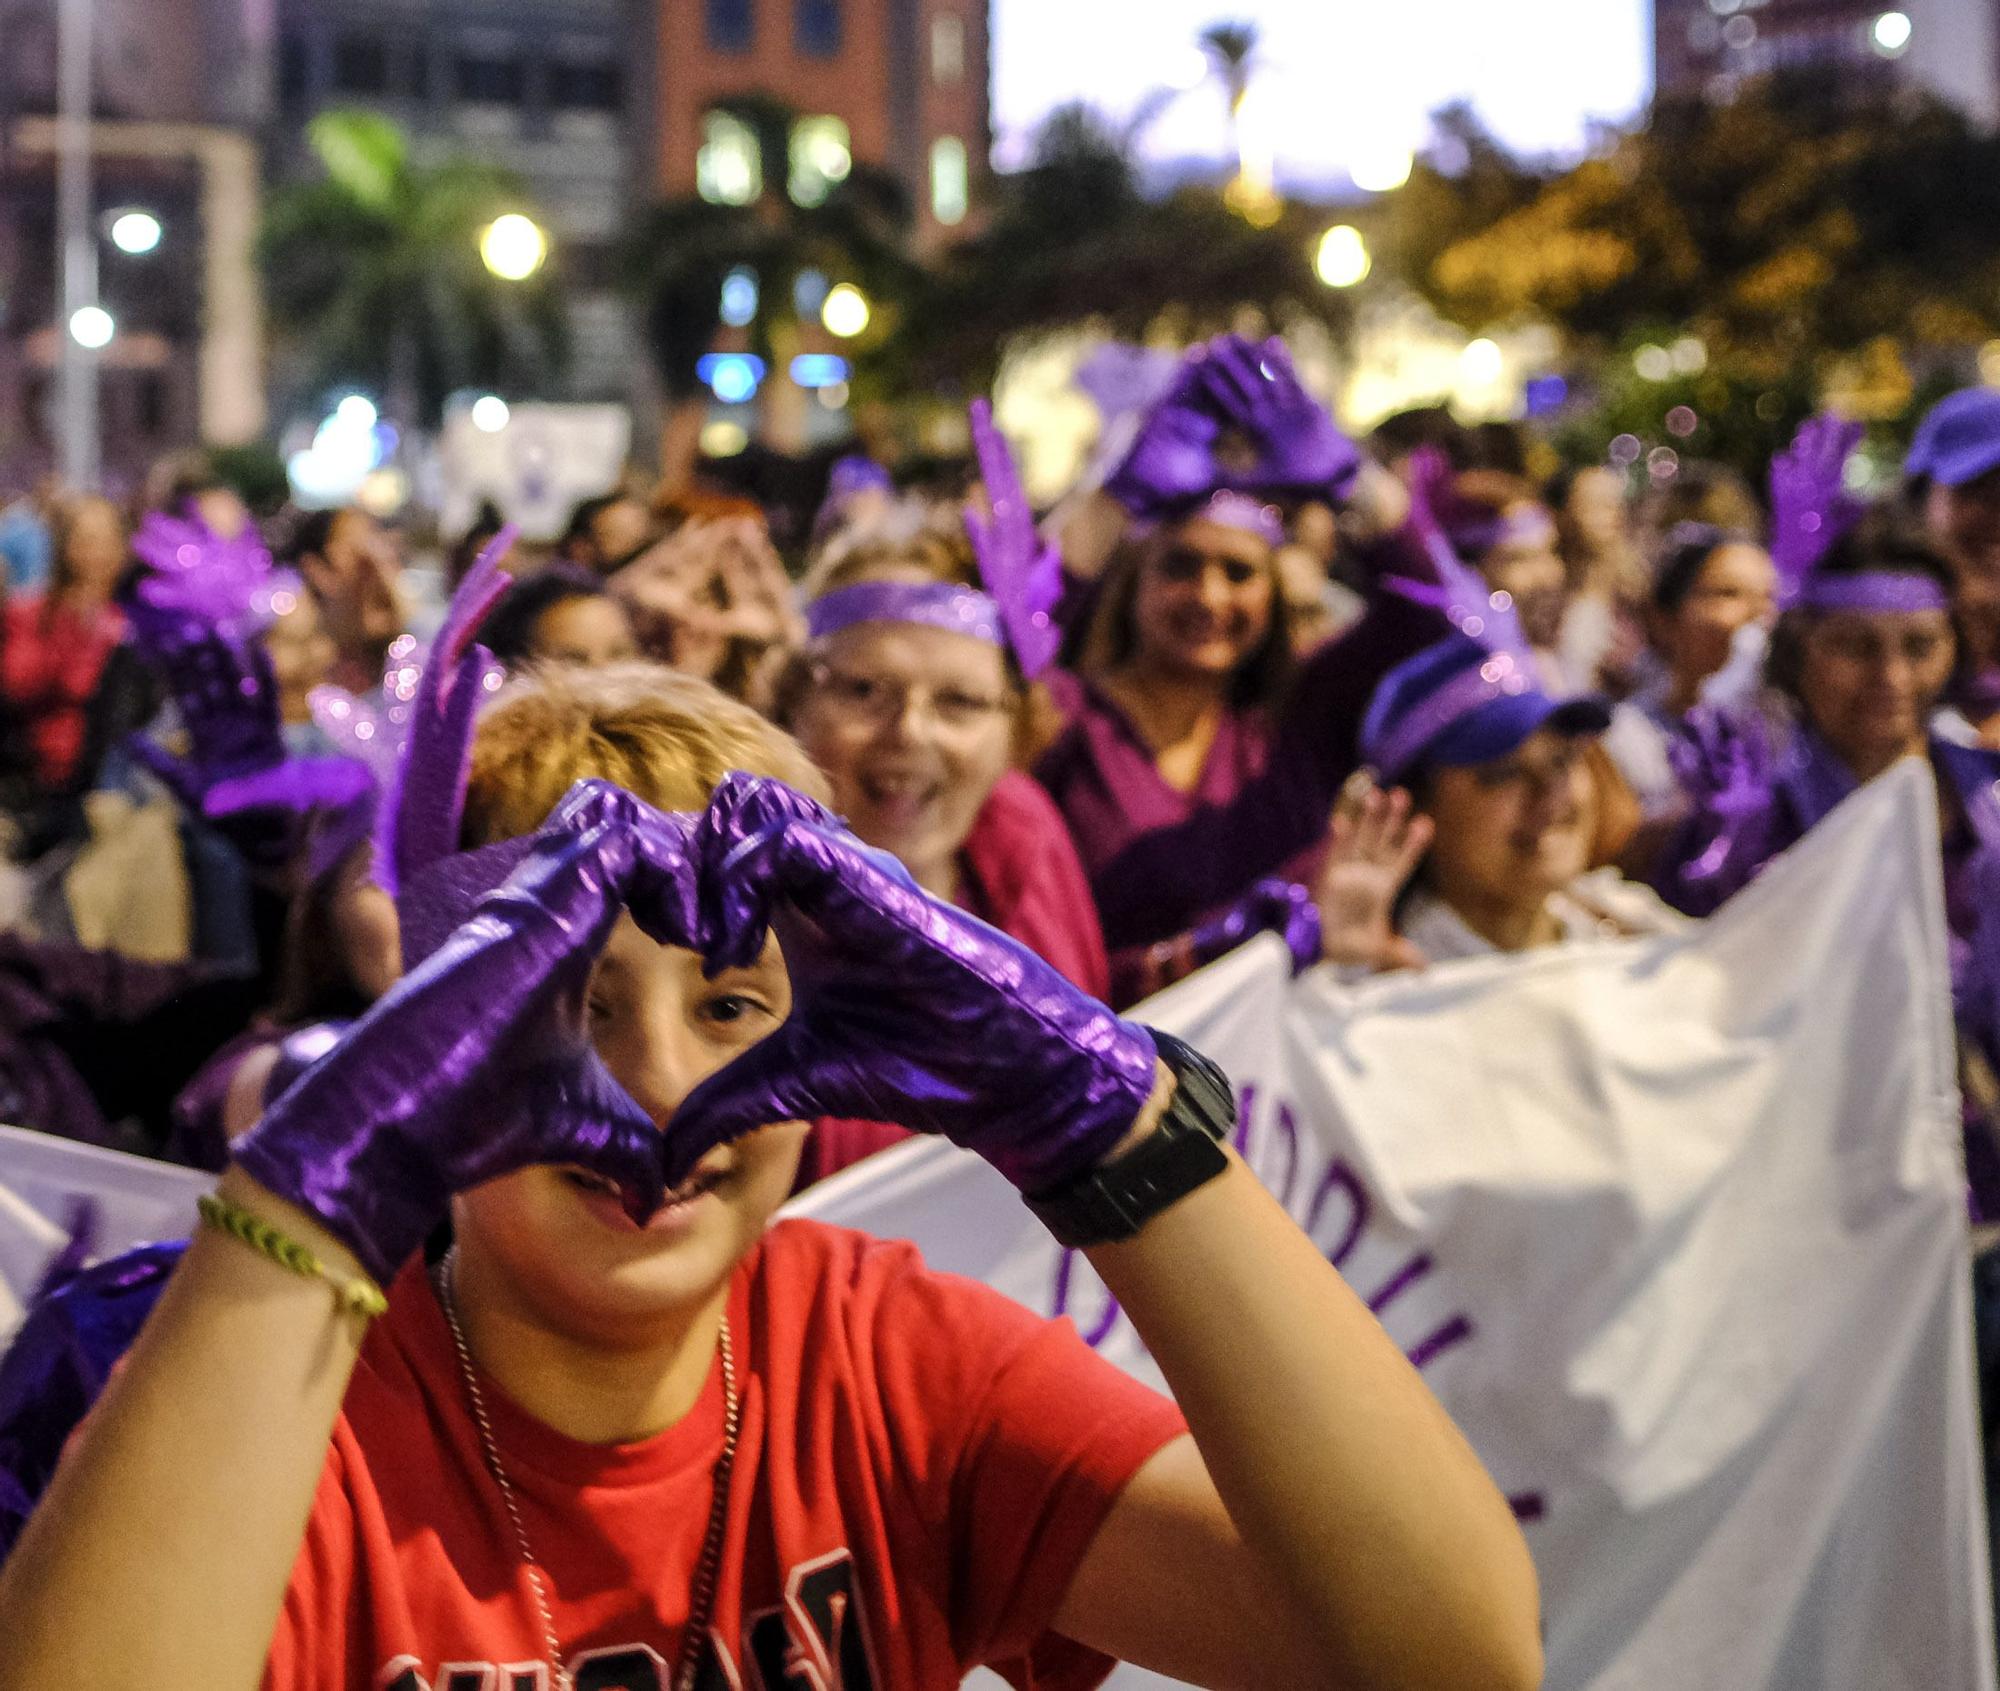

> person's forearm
[0,1168,369,1691]
[1087,1083,1542,1690]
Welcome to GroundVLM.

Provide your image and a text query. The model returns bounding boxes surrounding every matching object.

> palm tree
[259,110,568,428]
[1199,21,1275,220]
[888,104,1350,396]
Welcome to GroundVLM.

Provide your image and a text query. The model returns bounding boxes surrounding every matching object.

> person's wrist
[215,1164,378,1285]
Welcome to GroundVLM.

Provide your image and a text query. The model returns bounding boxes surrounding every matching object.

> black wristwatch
[1026,1029,1235,1248]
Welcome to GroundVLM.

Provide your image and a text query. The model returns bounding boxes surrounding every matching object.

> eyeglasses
[809,663,1008,730]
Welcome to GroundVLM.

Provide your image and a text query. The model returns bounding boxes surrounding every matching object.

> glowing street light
[480,213,548,281]
[822,282,871,338]
[108,210,161,254]
[1315,225,1372,288]
[1872,11,1912,55]
[1349,143,1413,195]
[68,305,114,348]
[470,395,511,433]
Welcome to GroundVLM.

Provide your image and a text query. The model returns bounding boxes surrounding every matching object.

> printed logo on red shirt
[375,1549,880,1691]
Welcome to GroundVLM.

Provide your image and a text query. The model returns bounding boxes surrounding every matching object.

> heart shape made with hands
[403,773,1154,1204]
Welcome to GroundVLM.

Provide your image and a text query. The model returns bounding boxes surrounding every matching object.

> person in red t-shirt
[0,494,129,791]
[0,665,1540,1691]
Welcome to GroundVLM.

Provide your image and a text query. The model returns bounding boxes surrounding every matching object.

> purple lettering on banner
[1273,1102,1301,1209]
[1052,1247,1124,1348]
[1305,1157,1370,1269]
[1405,1314,1474,1372]
[1507,1493,1547,1522]
[1366,1252,1435,1317]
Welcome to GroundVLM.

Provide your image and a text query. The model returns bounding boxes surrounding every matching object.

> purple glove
[231,780,700,1285]
[1197,335,1361,501]
[672,774,1160,1196]
[125,519,372,867]
[1769,414,1866,595]
[1191,878,1322,974]
[966,398,1063,679]
[1101,358,1224,519]
[373,527,515,898]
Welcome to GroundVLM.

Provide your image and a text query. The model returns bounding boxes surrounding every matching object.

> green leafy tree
[259,110,568,426]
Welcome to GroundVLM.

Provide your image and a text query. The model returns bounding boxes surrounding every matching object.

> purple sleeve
[1644,707,1797,918]
[1075,575,1444,949]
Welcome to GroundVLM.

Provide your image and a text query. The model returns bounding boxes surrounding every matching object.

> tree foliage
[1416,78,2000,375]
[888,105,1353,395]
[258,110,568,425]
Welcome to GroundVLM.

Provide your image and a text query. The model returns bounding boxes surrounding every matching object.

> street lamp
[1315,226,1371,289]
[68,305,114,348]
[480,213,548,281]
[107,209,161,254]
[822,282,871,338]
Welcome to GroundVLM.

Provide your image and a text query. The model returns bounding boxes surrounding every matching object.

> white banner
[0,1124,210,1345]
[788,761,1996,1691]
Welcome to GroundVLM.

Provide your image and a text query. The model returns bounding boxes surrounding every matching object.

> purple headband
[1797,571,1952,615]
[1368,651,1536,782]
[807,580,1005,647]
[1192,489,1286,548]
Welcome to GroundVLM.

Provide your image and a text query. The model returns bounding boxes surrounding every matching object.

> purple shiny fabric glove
[674,773,1160,1196]
[1197,335,1361,502]
[1191,878,1323,975]
[125,517,372,867]
[1101,358,1224,519]
[966,398,1063,678]
[1769,414,1867,596]
[1376,446,1533,663]
[372,527,515,898]
[231,780,701,1286]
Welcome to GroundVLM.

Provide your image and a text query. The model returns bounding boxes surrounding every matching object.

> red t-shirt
[264,1218,1186,1691]
[0,594,124,787]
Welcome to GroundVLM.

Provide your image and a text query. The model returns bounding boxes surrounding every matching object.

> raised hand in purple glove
[231,779,700,1286]
[965,398,1063,678]
[1101,357,1223,519]
[1197,334,1361,501]
[125,518,371,867]
[1191,878,1322,974]
[672,773,1161,1196]
[1769,414,1867,595]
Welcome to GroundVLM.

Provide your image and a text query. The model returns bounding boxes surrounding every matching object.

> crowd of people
[0,332,1995,1686]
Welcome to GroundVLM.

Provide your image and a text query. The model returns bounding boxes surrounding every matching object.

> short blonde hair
[462,661,828,847]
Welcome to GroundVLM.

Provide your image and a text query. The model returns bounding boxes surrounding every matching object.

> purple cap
[1906,387,2000,488]
[806,579,1004,647]
[1361,634,1610,784]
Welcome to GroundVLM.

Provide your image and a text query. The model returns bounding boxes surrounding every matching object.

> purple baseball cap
[1361,634,1610,785]
[1905,387,2000,488]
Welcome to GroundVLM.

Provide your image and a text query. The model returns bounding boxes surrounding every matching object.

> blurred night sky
[991,0,1652,183]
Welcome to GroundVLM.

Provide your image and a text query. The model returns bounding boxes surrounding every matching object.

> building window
[332,34,389,94]
[456,50,527,105]
[707,0,754,53]
[397,41,431,101]
[931,14,964,83]
[788,115,851,206]
[929,134,968,224]
[549,59,621,111]
[796,0,841,56]
[698,110,763,205]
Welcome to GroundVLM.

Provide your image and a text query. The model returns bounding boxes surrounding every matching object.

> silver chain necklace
[435,1249,741,1691]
